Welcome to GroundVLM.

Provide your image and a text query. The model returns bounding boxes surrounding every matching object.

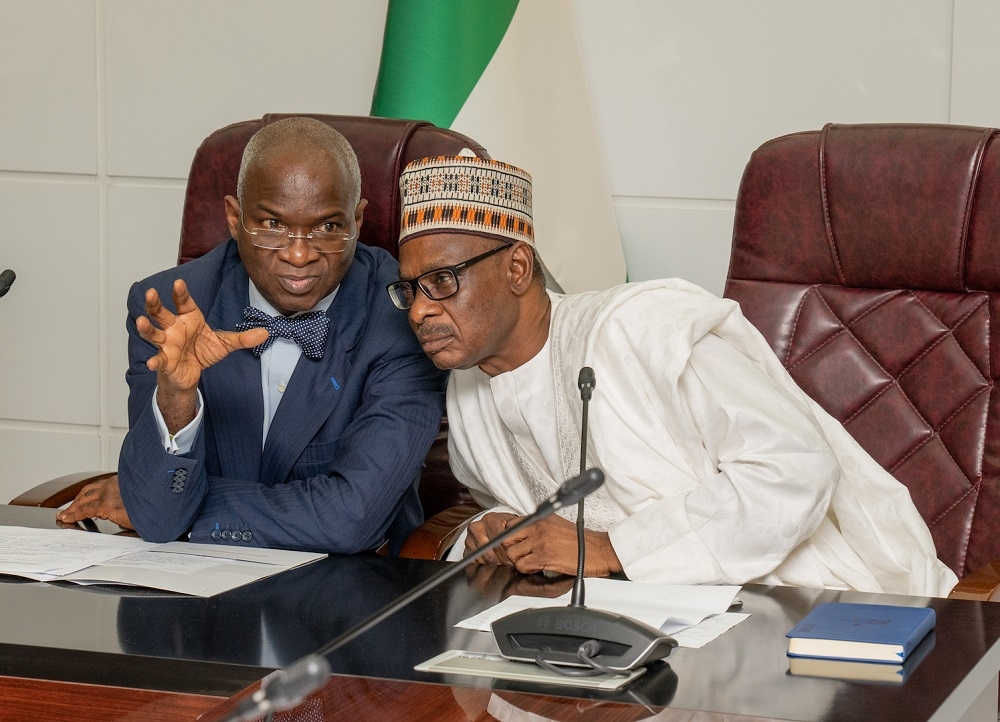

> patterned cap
[398,156,534,246]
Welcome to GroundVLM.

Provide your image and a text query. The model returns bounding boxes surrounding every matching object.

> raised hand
[137,279,268,432]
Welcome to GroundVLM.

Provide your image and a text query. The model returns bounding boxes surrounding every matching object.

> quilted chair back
[178,113,488,264]
[725,123,1000,578]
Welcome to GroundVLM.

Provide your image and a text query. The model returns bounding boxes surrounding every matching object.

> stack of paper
[0,526,326,597]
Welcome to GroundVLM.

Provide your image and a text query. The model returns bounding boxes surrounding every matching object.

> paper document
[457,578,741,642]
[0,527,326,597]
[0,525,150,576]
[672,612,750,648]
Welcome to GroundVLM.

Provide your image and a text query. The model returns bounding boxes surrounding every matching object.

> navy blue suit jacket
[117,240,447,554]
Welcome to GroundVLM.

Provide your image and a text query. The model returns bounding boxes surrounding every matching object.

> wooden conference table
[0,505,999,722]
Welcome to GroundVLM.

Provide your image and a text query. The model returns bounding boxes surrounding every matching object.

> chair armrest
[399,501,484,561]
[949,561,1000,601]
[9,471,117,508]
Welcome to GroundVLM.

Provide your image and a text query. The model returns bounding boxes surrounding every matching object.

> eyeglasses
[240,212,357,253]
[386,243,512,310]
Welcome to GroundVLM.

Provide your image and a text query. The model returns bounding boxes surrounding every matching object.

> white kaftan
[446,280,957,596]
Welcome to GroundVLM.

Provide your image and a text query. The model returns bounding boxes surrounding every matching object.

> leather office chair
[11,113,483,545]
[725,122,1000,598]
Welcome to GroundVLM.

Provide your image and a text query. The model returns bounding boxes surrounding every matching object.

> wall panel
[0,180,100,426]
[104,0,389,179]
[0,428,101,503]
[0,1,98,174]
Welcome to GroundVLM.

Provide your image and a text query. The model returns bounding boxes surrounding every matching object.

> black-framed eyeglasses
[239,211,357,254]
[386,243,512,310]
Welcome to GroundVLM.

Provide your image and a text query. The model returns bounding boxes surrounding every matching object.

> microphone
[311,467,603,658]
[532,466,604,518]
[223,655,331,722]
[491,366,677,675]
[213,469,606,722]
[0,269,15,298]
[578,366,595,401]
[572,367,596,607]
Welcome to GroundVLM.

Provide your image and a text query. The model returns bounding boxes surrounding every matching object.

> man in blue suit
[58,118,447,555]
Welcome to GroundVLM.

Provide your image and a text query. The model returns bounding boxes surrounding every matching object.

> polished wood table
[1,506,999,721]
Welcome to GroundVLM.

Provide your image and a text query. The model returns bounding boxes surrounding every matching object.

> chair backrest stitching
[818,123,847,285]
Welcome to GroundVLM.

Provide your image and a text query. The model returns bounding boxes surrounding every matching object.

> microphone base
[492,606,677,673]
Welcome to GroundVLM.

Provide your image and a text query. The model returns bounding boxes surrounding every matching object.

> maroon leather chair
[12,113,483,547]
[725,122,1000,595]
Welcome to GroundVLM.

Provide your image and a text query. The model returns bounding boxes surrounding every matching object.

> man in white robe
[388,156,957,597]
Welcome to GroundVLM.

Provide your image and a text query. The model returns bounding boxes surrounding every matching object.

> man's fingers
[466,534,499,565]
[56,488,97,522]
[171,279,198,314]
[56,503,88,523]
[509,546,568,576]
[465,513,525,567]
[499,525,529,548]
[143,287,163,315]
[476,550,500,565]
[466,522,506,566]
[135,315,168,348]
[56,477,131,530]
[136,316,168,371]
[218,328,269,352]
[510,549,545,575]
[466,520,490,548]
[143,287,177,330]
[493,545,516,566]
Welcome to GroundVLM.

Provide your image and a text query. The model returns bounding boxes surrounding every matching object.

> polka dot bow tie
[236,307,330,360]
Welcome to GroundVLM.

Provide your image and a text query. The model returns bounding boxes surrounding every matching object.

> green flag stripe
[371,0,519,128]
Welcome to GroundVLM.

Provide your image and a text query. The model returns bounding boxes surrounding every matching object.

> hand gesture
[138,279,268,431]
[138,279,267,391]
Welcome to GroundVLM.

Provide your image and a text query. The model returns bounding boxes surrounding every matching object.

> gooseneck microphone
[0,269,15,298]
[216,468,606,722]
[313,467,604,658]
[572,367,596,607]
[223,655,331,722]
[491,366,677,676]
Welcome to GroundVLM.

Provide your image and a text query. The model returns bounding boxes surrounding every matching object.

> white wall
[0,0,997,499]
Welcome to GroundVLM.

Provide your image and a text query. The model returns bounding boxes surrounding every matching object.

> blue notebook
[786,602,935,664]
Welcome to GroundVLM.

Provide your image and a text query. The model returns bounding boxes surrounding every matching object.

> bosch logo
[535,615,551,631]
[553,617,597,635]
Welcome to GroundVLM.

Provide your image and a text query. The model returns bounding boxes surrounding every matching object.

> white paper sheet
[0,525,151,576]
[0,526,326,597]
[456,578,741,634]
[671,611,750,648]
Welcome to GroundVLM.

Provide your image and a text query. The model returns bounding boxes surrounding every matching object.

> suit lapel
[260,259,370,485]
[202,262,264,482]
